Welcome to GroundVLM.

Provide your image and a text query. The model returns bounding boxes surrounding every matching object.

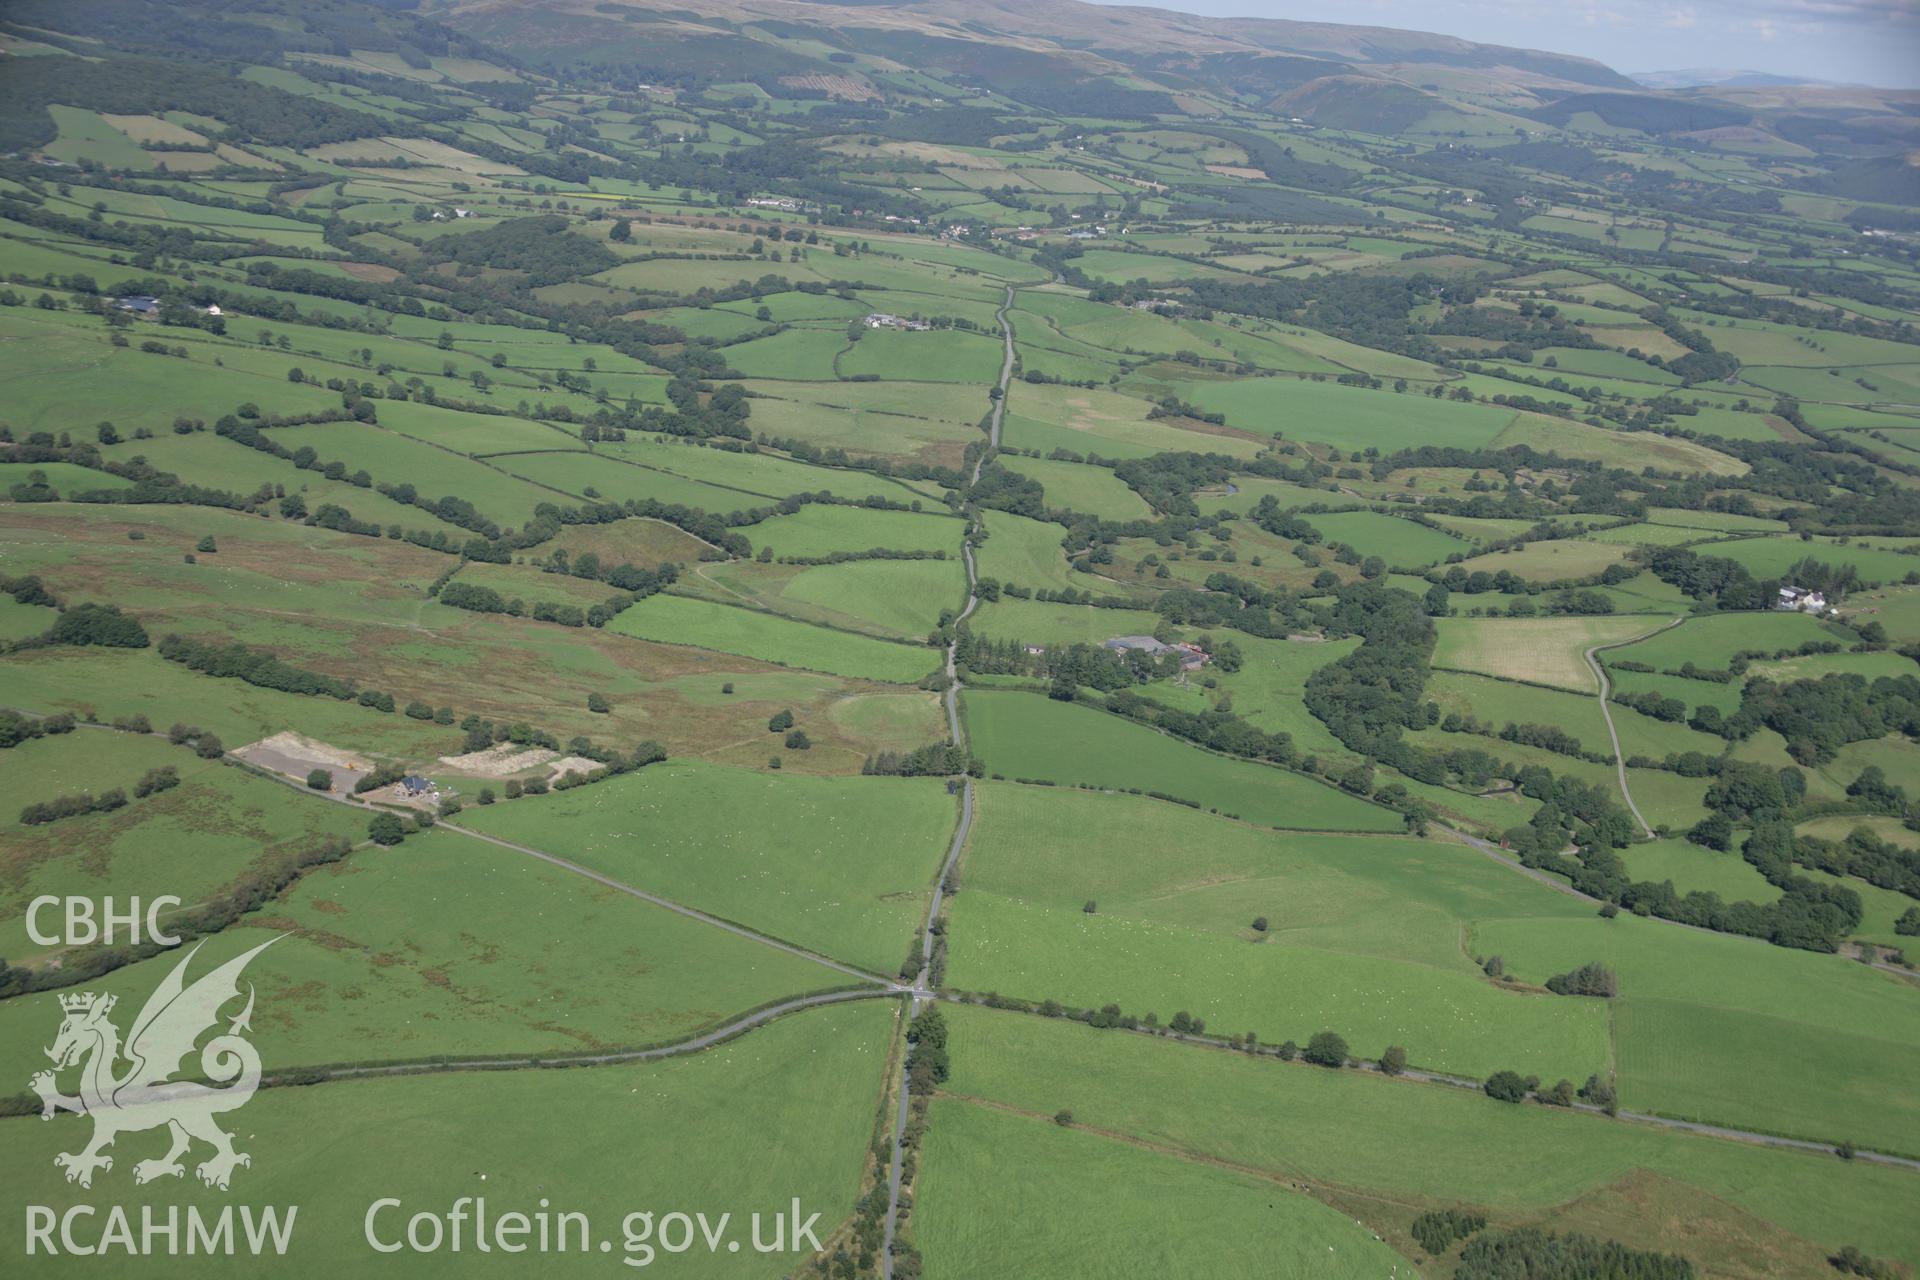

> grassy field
[1607,611,1846,670]
[497,450,767,513]
[1471,910,1920,1154]
[1164,377,1514,451]
[609,594,940,684]
[0,1000,895,1277]
[0,731,365,963]
[1434,616,1668,691]
[0,593,56,642]
[915,1100,1409,1278]
[0,462,135,494]
[775,556,969,638]
[1178,633,1359,759]
[996,456,1153,520]
[840,328,1005,383]
[459,760,955,973]
[0,826,854,1079]
[1453,538,1634,581]
[745,505,962,559]
[967,597,1164,647]
[946,783,1608,1080]
[1491,416,1747,477]
[1426,670,1612,749]
[964,691,1401,832]
[941,1005,1920,1269]
[1306,510,1469,568]
[721,327,849,380]
[1003,384,1266,461]
[1690,535,1920,586]
[0,647,462,762]
[1620,837,1784,905]
[261,423,562,527]
[600,437,924,506]
[974,511,1083,593]
[546,518,710,567]
[690,556,969,640]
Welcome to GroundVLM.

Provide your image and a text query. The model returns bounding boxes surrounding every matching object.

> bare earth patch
[236,731,371,792]
[437,743,558,777]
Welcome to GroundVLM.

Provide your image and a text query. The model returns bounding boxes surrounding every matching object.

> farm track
[1585,616,1686,839]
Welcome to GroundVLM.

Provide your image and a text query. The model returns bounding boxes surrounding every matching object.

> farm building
[1103,635,1170,655]
[1104,635,1210,670]
[1776,586,1834,616]
[864,313,932,331]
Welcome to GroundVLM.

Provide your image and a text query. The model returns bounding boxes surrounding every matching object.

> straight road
[885,283,1015,1280]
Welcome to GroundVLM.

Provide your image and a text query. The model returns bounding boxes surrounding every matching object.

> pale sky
[1094,0,1920,88]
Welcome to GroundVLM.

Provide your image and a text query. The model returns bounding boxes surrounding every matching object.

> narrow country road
[270,988,896,1085]
[982,285,1015,466]
[1584,617,1685,840]
[884,283,1014,1280]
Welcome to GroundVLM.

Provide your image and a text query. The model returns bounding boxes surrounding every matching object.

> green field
[0,826,854,1080]
[947,783,1608,1080]
[967,597,1164,647]
[973,510,1082,593]
[1454,538,1633,580]
[1166,377,1517,451]
[0,731,365,962]
[746,504,962,559]
[1307,510,1469,568]
[0,1000,894,1277]
[1620,837,1783,905]
[941,1005,1920,1267]
[963,691,1399,832]
[609,594,940,684]
[1690,535,1920,586]
[459,760,955,973]
[916,1100,1408,1278]
[840,329,1005,383]
[1607,611,1847,671]
[1472,909,1920,1154]
[1434,615,1668,691]
[996,456,1153,520]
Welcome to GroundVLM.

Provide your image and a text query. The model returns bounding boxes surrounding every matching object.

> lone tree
[1379,1045,1407,1076]
[1303,1031,1349,1068]
[1545,962,1617,998]
[1483,1070,1530,1103]
[368,812,406,846]
[768,709,794,732]
[305,768,331,791]
[587,692,611,713]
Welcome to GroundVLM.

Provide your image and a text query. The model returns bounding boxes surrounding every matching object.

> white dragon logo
[30,937,279,1191]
